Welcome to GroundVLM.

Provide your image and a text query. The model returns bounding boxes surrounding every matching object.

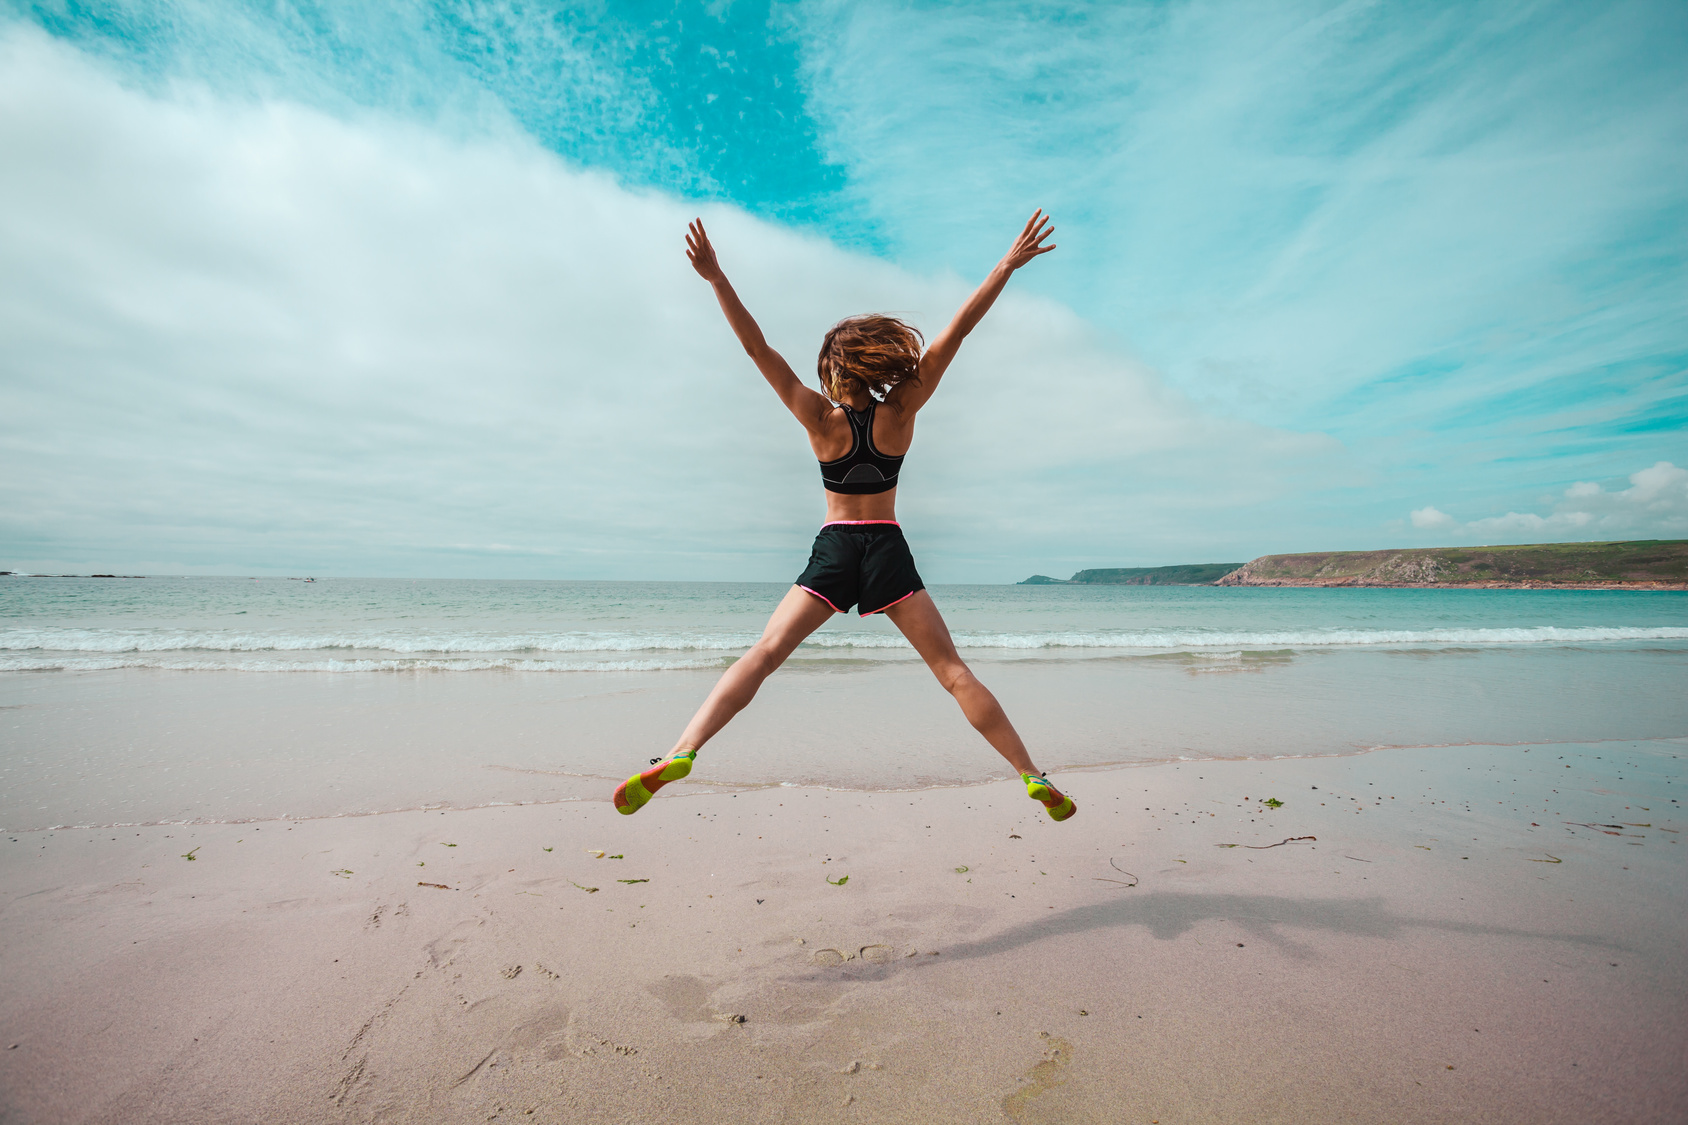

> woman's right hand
[686,219,727,283]
[1000,209,1056,272]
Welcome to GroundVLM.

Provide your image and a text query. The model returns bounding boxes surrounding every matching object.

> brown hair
[816,315,924,405]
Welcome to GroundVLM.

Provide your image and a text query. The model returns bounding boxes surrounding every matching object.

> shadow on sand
[939,890,1623,962]
[799,890,1624,982]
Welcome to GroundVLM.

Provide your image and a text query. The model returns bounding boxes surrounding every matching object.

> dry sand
[2,739,1683,1123]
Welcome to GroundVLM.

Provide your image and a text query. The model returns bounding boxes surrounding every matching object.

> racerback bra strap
[818,402,904,495]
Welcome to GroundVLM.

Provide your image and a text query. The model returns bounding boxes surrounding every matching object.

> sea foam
[3,624,1684,672]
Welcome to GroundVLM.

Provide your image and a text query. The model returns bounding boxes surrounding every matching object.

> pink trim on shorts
[797,584,843,613]
[860,589,918,616]
[821,519,901,527]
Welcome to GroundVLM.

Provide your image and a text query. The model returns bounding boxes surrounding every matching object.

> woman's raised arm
[891,210,1055,416]
[687,219,832,431]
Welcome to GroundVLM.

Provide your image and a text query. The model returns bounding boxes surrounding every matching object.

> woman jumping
[613,211,1075,824]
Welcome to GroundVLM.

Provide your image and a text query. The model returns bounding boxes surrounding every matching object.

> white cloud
[1411,462,1688,543]
[794,0,1688,439]
[1410,506,1455,530]
[0,27,1342,580]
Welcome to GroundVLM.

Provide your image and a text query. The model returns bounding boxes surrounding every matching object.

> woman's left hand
[1001,210,1056,271]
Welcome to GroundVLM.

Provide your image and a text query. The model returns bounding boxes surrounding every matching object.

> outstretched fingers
[686,218,724,279]
[1008,209,1056,267]
[1025,213,1055,250]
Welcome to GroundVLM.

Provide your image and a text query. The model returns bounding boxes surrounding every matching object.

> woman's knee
[932,659,976,694]
[745,637,794,674]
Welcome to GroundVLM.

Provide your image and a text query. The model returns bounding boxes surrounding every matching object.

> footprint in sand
[1001,1032,1074,1121]
[647,974,720,1022]
[812,945,896,966]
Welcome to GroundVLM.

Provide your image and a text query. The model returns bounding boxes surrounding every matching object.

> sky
[1,0,1684,581]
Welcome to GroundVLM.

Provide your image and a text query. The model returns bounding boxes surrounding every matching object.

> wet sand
[4,641,1684,828]
[2,739,1683,1123]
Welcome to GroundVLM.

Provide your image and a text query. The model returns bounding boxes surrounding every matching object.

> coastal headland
[1025,540,1688,589]
[1019,563,1244,585]
[1216,539,1688,589]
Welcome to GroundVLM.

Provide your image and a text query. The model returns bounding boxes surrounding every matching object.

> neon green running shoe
[614,750,696,815]
[1023,772,1076,822]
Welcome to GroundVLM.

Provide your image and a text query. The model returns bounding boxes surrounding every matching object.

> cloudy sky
[2,0,1684,581]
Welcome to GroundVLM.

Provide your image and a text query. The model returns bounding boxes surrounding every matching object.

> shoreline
[4,739,1682,1123]
[12,731,1684,835]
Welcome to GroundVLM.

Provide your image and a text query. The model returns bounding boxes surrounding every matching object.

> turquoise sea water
[3,577,1685,829]
[4,576,1687,672]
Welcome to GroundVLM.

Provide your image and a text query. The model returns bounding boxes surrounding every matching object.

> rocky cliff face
[1216,551,1451,586]
[1215,540,1688,588]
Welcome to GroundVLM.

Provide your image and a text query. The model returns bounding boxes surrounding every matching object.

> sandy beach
[2,737,1682,1123]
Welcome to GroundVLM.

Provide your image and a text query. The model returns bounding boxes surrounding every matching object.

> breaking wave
[0,653,733,674]
[2,624,1685,672]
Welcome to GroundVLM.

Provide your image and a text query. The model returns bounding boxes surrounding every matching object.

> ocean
[3,576,1685,829]
[6,575,1687,673]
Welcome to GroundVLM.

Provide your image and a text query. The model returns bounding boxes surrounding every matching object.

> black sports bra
[818,402,904,495]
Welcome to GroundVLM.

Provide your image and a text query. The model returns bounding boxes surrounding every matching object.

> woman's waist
[818,519,903,533]
[822,492,897,526]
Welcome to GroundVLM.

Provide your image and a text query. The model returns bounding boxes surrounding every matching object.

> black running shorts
[795,521,925,616]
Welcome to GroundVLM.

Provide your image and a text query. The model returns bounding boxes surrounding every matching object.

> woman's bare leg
[669,584,837,755]
[616,586,835,814]
[882,590,1040,776]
